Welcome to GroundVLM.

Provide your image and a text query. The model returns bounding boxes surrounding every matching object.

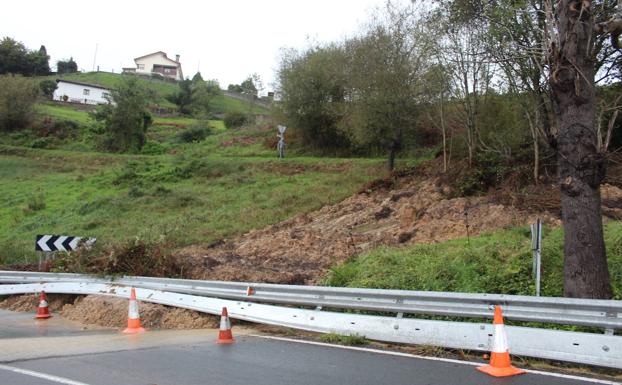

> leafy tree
[168,78,221,116]
[0,75,39,131]
[0,37,49,76]
[191,71,204,84]
[277,45,351,150]
[344,4,430,170]
[240,75,258,97]
[190,81,220,117]
[0,37,29,74]
[227,83,243,93]
[166,79,194,115]
[56,57,78,74]
[27,45,50,76]
[93,78,153,152]
[39,79,57,98]
[223,111,249,129]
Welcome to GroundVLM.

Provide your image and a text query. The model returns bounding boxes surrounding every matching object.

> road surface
[0,309,616,385]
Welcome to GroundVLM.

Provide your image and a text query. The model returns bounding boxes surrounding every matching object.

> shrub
[224,111,248,129]
[52,238,185,277]
[30,138,50,148]
[177,123,212,143]
[0,75,39,131]
[39,79,57,98]
[140,140,168,155]
[92,78,153,152]
[38,119,79,139]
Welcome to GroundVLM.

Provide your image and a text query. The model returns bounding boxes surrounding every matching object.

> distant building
[122,51,184,81]
[53,79,112,105]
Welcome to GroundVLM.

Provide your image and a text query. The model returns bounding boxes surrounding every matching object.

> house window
[102,92,110,99]
[138,64,145,70]
[83,89,90,96]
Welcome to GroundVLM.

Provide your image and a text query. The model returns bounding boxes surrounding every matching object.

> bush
[92,78,152,153]
[30,138,50,148]
[223,111,249,129]
[0,75,39,131]
[140,140,168,155]
[177,124,212,143]
[52,238,185,277]
[38,119,80,139]
[39,79,57,98]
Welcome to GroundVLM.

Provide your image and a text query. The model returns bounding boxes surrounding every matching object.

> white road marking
[0,364,91,385]
[250,335,621,385]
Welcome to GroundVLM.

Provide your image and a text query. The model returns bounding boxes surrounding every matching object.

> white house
[53,80,112,105]
[122,51,184,81]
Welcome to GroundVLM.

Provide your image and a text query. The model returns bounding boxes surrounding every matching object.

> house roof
[56,79,110,91]
[134,51,178,65]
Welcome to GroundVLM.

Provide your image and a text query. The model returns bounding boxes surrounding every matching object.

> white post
[531,219,543,296]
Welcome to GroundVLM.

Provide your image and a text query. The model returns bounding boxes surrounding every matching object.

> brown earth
[175,175,586,284]
[0,294,219,329]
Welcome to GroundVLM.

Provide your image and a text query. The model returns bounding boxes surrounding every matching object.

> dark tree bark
[388,139,399,171]
[550,0,613,298]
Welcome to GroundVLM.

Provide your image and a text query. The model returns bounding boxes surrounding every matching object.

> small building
[53,79,112,105]
[122,51,184,81]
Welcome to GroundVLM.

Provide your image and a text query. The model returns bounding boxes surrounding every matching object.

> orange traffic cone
[477,306,525,377]
[35,291,51,319]
[216,307,234,344]
[122,288,145,334]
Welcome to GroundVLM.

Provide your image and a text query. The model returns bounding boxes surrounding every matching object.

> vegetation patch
[325,222,622,299]
[318,333,368,346]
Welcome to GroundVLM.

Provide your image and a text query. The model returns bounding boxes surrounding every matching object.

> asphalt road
[0,310,615,385]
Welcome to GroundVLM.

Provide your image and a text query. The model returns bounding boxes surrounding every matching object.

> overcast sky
[2,0,388,91]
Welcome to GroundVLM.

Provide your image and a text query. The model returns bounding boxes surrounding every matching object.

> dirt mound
[179,176,615,284]
[0,293,77,312]
[0,294,219,330]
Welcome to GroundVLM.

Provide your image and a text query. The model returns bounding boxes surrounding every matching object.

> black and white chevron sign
[35,235,96,252]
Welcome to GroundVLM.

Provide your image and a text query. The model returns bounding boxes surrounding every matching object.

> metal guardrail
[0,271,621,330]
[0,281,620,370]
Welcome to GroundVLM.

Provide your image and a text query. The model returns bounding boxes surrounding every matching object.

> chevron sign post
[35,234,96,269]
[35,235,96,252]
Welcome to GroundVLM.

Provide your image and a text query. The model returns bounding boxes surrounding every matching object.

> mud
[0,294,219,330]
[176,176,600,284]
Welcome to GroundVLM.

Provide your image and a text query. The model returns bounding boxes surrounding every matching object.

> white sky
[2,0,387,91]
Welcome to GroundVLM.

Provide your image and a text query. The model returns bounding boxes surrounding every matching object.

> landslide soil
[0,294,219,330]
[176,173,622,284]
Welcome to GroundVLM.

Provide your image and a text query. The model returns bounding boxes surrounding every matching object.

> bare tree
[436,15,494,167]
[423,64,453,172]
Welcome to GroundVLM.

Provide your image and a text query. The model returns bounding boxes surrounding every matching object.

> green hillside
[0,94,391,264]
[41,72,270,114]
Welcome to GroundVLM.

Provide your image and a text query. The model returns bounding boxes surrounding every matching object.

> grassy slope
[44,72,270,114]
[326,223,622,299]
[0,124,386,263]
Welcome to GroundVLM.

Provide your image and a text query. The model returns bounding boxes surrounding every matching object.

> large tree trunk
[550,0,612,299]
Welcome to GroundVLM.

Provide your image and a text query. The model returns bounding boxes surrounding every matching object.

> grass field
[0,128,387,264]
[326,223,622,299]
[37,104,93,125]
